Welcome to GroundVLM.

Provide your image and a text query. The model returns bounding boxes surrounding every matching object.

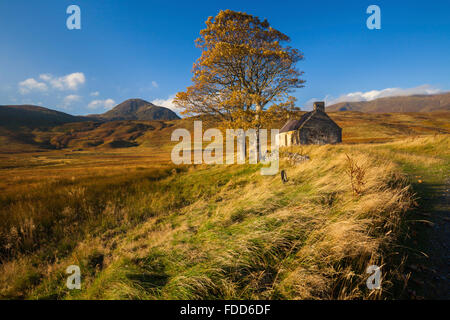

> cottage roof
[279,111,313,133]
[279,109,341,133]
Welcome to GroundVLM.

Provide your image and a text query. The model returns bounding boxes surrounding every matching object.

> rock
[261,150,279,163]
[283,152,310,165]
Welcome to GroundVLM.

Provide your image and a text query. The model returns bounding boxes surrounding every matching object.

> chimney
[313,101,325,112]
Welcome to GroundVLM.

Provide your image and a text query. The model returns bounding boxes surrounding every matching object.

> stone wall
[299,113,342,145]
[278,131,300,147]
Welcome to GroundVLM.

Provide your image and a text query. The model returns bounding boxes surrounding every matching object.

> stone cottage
[278,102,342,146]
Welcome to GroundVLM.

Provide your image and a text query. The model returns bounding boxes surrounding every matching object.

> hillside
[0,111,448,153]
[326,92,450,113]
[0,100,181,152]
[91,99,180,121]
[1,99,448,153]
[0,105,90,128]
[45,120,174,150]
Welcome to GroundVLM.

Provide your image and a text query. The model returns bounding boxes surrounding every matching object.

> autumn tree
[174,9,305,157]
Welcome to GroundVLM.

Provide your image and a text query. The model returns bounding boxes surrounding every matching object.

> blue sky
[0,0,449,115]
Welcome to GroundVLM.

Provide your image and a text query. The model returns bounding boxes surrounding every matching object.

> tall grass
[0,167,185,261]
[3,135,446,300]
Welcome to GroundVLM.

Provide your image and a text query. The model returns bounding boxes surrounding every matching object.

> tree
[174,9,305,158]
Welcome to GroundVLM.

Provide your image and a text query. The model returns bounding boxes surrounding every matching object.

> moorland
[0,100,449,300]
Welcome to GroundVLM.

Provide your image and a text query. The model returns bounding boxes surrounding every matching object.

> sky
[0,0,449,115]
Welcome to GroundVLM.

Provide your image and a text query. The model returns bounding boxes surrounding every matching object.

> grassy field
[1,111,449,153]
[0,113,449,299]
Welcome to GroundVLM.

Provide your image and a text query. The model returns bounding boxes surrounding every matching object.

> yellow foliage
[174,9,305,130]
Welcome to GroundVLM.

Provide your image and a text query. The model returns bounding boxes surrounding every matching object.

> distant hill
[326,92,450,113]
[91,99,180,121]
[0,105,90,128]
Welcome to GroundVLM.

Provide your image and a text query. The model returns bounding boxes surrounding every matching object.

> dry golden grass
[1,138,424,299]
[0,114,448,300]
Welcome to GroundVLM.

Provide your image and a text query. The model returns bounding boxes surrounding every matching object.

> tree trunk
[256,126,260,162]
[255,104,262,162]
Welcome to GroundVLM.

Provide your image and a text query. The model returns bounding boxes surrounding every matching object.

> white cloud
[151,94,184,114]
[40,72,86,91]
[18,78,48,94]
[90,91,100,96]
[39,74,52,82]
[62,94,82,108]
[310,84,442,107]
[18,72,86,95]
[88,98,116,110]
[139,81,160,93]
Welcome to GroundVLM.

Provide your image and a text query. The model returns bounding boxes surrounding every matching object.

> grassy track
[374,136,449,299]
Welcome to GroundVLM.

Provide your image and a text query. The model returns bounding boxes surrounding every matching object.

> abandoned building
[278,102,342,146]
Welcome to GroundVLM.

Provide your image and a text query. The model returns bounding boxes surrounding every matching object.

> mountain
[92,99,180,121]
[326,92,450,113]
[0,105,90,128]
